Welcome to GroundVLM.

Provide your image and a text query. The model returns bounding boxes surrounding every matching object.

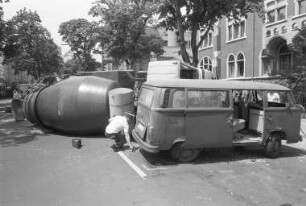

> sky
[2,0,97,57]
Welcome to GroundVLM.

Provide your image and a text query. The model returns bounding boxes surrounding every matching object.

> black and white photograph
[1,0,306,205]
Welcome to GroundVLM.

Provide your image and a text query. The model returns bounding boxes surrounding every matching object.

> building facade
[198,0,306,80]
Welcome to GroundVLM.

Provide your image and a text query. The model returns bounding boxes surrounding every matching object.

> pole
[252,12,256,81]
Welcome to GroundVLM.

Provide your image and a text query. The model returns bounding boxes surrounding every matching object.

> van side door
[263,91,301,143]
[185,89,233,148]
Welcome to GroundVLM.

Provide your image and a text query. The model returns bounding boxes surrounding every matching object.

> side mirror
[296,104,305,113]
[285,103,290,109]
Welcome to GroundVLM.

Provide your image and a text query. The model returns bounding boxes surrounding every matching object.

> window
[277,6,286,21]
[227,19,246,41]
[233,23,240,39]
[298,0,306,15]
[279,44,292,71]
[240,21,245,37]
[228,55,235,78]
[200,57,212,71]
[188,90,230,108]
[237,53,245,77]
[228,25,233,41]
[265,0,287,23]
[138,88,154,107]
[202,32,212,48]
[267,10,276,22]
[267,91,294,107]
[172,90,186,108]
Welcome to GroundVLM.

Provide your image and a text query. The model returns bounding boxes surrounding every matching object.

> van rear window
[188,90,230,108]
[138,88,154,107]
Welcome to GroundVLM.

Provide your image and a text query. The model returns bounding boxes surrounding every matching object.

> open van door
[263,91,301,143]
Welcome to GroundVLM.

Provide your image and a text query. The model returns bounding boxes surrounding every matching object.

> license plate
[136,122,146,139]
[137,122,145,132]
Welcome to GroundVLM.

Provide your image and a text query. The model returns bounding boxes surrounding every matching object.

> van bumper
[132,130,159,153]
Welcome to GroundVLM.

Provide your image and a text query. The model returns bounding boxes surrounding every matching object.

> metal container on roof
[23,76,119,135]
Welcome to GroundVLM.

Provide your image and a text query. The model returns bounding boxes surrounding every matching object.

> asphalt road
[1,114,306,206]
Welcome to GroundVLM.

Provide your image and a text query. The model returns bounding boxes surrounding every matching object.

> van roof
[144,79,290,91]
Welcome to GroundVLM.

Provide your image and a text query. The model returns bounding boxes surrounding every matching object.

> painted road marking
[117,151,147,180]
[142,164,168,171]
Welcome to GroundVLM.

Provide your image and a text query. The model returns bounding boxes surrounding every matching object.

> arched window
[237,53,245,77]
[228,55,235,78]
[200,57,212,71]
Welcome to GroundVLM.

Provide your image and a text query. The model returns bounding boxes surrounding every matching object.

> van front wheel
[265,134,281,158]
[171,143,200,162]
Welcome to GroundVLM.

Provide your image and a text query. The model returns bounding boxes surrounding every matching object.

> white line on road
[142,164,168,171]
[117,151,147,180]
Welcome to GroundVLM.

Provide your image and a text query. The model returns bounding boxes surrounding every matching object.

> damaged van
[132,79,304,162]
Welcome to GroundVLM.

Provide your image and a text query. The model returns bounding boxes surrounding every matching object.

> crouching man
[105,113,135,152]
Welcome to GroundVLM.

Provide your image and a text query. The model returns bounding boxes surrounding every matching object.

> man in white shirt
[267,92,280,103]
[105,113,135,151]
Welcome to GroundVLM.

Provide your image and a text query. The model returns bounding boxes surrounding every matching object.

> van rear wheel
[265,134,281,158]
[171,143,200,162]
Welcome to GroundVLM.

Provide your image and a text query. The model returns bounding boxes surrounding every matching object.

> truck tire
[265,134,281,158]
[171,143,200,162]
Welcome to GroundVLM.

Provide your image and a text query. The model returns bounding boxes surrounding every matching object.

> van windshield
[138,88,154,107]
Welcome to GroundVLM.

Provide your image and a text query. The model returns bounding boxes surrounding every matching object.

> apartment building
[198,0,306,80]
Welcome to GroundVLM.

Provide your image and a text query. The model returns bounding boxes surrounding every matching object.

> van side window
[188,90,230,108]
[172,90,186,108]
[267,91,294,107]
[138,88,154,107]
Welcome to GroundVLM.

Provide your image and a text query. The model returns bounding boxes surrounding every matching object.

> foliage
[0,0,10,51]
[89,0,164,70]
[277,26,306,105]
[63,58,84,74]
[157,0,264,67]
[3,9,63,78]
[59,18,101,71]
[292,26,306,67]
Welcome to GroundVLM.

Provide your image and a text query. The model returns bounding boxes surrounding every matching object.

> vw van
[132,79,304,162]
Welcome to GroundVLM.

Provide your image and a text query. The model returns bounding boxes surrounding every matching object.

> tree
[157,0,264,67]
[63,58,84,74]
[0,0,10,51]
[89,0,164,70]
[3,9,63,78]
[59,19,101,71]
[277,26,306,105]
[292,26,306,68]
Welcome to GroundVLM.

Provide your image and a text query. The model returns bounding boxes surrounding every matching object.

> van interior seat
[232,118,246,132]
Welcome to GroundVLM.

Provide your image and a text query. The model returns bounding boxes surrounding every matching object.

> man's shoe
[111,144,120,152]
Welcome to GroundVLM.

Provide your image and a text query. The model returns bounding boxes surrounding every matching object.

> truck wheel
[171,143,200,162]
[265,134,281,158]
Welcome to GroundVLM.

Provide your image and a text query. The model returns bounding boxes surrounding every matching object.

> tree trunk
[191,25,199,67]
[174,0,190,64]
